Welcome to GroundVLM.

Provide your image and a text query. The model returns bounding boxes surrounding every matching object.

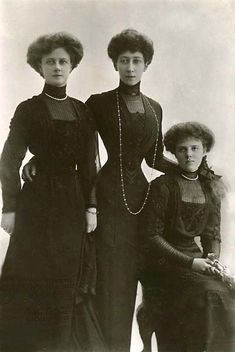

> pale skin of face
[115,51,148,86]
[175,137,206,176]
[39,47,72,87]
[1,47,97,235]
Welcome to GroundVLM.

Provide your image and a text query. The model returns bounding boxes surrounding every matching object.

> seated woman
[137,122,235,352]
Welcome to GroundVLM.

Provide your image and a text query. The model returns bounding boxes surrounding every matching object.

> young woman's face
[40,47,72,87]
[116,51,147,86]
[175,137,206,174]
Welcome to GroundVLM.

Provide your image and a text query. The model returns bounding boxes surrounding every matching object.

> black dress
[0,85,105,352]
[86,82,175,352]
[139,174,235,352]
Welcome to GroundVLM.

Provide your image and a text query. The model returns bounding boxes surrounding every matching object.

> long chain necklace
[45,93,68,101]
[116,90,159,215]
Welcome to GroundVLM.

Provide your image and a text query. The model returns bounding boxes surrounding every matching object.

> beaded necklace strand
[181,173,198,181]
[45,93,68,101]
[116,90,159,215]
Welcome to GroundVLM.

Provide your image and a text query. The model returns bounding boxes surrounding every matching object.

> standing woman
[86,29,175,352]
[0,32,105,352]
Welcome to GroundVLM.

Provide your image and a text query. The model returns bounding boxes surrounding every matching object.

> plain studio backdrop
[0,0,234,350]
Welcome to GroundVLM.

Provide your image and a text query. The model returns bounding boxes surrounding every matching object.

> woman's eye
[178,148,185,153]
[120,59,128,64]
[133,59,142,64]
[60,59,68,64]
[46,59,54,65]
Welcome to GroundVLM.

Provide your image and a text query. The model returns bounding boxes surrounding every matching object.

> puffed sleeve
[0,101,31,213]
[200,196,221,258]
[79,104,100,208]
[144,103,177,174]
[85,95,96,114]
[141,176,193,268]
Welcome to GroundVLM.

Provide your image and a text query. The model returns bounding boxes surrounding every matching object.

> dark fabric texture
[139,175,235,352]
[0,91,104,351]
[86,87,175,352]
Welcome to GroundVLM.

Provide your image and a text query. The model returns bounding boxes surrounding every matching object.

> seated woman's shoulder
[151,174,175,192]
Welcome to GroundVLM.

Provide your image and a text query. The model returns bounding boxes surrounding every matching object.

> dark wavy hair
[27,32,83,75]
[107,29,154,66]
[164,122,215,154]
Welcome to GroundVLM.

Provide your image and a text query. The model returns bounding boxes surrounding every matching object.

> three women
[1,28,234,352]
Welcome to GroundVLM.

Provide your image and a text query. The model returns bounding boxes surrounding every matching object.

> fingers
[86,223,97,233]
[85,211,97,233]
[86,219,97,233]
[200,260,213,274]
[205,265,215,275]
[1,213,15,236]
[205,258,214,266]
[1,225,14,235]
[207,253,216,261]
[22,165,36,182]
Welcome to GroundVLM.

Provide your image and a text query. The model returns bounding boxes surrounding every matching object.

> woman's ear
[38,63,44,77]
[144,63,149,72]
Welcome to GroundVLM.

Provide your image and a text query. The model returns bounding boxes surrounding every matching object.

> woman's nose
[186,149,192,158]
[54,61,61,70]
[127,61,134,71]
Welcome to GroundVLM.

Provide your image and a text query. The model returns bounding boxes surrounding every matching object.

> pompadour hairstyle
[27,32,83,74]
[164,121,215,154]
[107,29,154,65]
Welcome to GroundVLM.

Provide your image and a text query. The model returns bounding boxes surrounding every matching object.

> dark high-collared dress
[0,85,105,352]
[139,174,235,352]
[86,83,173,352]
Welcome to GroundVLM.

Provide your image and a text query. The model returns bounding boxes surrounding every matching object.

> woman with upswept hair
[85,29,177,352]
[0,32,105,352]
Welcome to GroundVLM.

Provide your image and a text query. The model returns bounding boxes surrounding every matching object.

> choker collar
[42,83,67,99]
[118,80,140,96]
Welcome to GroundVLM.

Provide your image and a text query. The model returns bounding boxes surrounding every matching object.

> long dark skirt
[141,264,235,352]
[0,174,106,352]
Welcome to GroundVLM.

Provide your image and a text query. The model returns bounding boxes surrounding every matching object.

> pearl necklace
[181,173,198,181]
[45,93,68,101]
[116,90,159,215]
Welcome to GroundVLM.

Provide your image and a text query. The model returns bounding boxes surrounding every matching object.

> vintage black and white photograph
[0,1,235,351]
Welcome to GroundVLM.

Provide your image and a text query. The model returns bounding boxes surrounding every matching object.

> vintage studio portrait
[0,1,234,352]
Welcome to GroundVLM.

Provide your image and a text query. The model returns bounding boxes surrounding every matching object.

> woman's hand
[22,160,36,182]
[85,208,97,233]
[1,212,16,235]
[192,258,213,274]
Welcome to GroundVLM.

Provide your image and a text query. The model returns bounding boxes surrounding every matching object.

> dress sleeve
[141,177,193,268]
[200,196,221,258]
[144,105,177,174]
[0,101,30,213]
[85,95,100,118]
[80,104,100,208]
